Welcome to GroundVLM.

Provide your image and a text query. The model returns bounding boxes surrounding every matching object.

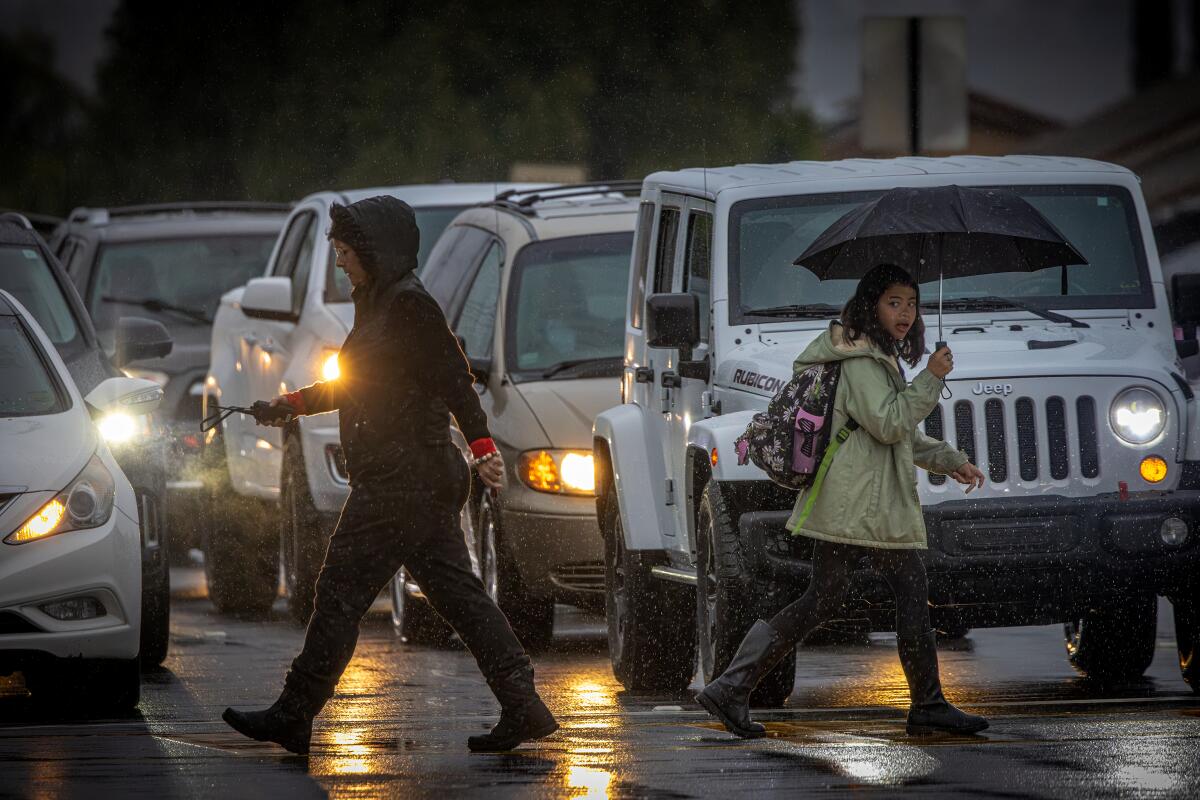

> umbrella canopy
[793,184,1089,345]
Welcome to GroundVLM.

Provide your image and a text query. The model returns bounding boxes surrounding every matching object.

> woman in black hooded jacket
[222,196,557,756]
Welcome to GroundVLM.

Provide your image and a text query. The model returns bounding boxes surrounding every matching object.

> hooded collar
[339,195,420,308]
[794,321,903,376]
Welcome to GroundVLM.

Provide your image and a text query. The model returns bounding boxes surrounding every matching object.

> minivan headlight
[1109,387,1166,445]
[5,453,116,544]
[518,450,595,495]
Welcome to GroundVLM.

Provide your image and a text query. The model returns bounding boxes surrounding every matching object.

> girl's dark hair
[840,263,926,366]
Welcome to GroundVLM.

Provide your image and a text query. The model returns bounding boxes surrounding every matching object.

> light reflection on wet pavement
[0,567,1197,798]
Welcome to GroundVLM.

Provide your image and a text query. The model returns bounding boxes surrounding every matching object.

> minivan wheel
[602,495,696,691]
[697,481,795,707]
[390,568,451,645]
[1064,595,1157,683]
[487,491,555,651]
[281,439,328,625]
[1171,595,1199,693]
[477,493,499,602]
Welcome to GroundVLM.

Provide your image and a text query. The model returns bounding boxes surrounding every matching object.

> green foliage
[8,0,817,212]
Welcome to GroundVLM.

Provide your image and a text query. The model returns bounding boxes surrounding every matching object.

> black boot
[695,620,793,739]
[467,664,558,752]
[898,629,988,735]
[223,689,320,755]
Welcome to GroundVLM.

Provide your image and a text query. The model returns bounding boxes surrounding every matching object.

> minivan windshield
[506,232,633,381]
[0,244,83,358]
[326,206,467,302]
[731,185,1150,322]
[89,235,277,346]
[0,317,66,416]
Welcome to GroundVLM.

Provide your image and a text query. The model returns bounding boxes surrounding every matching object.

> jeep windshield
[325,206,467,302]
[504,232,633,382]
[731,185,1152,324]
[88,235,277,346]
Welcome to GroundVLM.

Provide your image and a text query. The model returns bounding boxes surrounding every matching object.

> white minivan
[0,290,162,711]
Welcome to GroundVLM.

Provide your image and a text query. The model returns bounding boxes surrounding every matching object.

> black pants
[769,539,931,645]
[284,445,528,708]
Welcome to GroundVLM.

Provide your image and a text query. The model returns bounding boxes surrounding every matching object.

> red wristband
[469,437,498,459]
[284,391,307,415]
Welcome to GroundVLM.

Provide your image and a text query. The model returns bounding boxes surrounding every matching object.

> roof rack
[67,201,293,225]
[492,180,643,213]
[0,212,34,230]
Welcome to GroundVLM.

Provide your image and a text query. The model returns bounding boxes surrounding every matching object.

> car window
[420,225,494,315]
[0,316,66,416]
[87,235,277,347]
[629,202,654,330]
[286,215,316,314]
[0,245,81,353]
[683,210,712,342]
[272,212,313,279]
[652,207,680,295]
[454,241,502,358]
[327,206,470,303]
[506,232,634,378]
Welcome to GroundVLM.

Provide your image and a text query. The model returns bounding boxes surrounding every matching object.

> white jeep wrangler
[593,156,1200,702]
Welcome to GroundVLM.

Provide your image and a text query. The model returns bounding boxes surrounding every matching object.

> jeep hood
[514,378,621,450]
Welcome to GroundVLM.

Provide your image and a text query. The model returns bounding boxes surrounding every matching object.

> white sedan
[0,289,161,712]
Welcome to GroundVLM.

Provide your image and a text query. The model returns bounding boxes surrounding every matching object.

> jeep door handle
[634,366,655,383]
[660,371,681,388]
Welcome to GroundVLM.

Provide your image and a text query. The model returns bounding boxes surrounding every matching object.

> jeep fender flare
[688,410,767,483]
[593,404,670,551]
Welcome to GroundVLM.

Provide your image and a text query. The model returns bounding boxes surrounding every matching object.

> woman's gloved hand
[251,398,296,427]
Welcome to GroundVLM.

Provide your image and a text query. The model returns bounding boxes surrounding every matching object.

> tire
[200,429,279,616]
[281,439,331,625]
[1064,595,1157,683]
[390,567,451,645]
[487,491,555,651]
[602,493,697,691]
[696,481,795,707]
[138,490,170,666]
[26,658,141,713]
[1171,595,1199,693]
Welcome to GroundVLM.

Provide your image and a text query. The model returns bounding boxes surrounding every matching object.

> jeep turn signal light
[1139,456,1167,483]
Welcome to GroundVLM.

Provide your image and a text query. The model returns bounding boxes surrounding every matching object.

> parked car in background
[202,184,542,620]
[0,289,163,711]
[50,203,290,558]
[397,183,639,648]
[0,214,174,666]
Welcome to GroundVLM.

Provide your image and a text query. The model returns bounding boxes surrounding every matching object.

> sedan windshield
[0,317,65,416]
[0,244,83,356]
[88,236,277,346]
[732,185,1150,322]
[506,232,633,380]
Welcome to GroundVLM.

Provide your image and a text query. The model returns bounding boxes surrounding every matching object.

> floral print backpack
[734,361,858,490]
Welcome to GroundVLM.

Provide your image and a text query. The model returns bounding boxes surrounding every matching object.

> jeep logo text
[973,381,1014,396]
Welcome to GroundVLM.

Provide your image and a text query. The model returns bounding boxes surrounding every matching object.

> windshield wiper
[541,356,623,379]
[102,295,212,325]
[924,296,1088,328]
[744,304,841,319]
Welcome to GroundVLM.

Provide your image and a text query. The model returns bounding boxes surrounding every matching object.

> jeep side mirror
[114,316,172,368]
[646,293,700,359]
[468,356,491,388]
[1173,274,1200,327]
[241,276,294,321]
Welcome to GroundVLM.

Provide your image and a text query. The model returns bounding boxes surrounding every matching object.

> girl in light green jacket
[697,263,989,739]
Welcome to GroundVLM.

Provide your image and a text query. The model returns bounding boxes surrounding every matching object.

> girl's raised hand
[928,346,954,379]
[950,462,985,493]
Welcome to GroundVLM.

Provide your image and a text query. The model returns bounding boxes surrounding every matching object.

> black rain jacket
[289,196,489,487]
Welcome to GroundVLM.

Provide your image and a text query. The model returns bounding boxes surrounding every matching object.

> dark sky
[0,0,119,94]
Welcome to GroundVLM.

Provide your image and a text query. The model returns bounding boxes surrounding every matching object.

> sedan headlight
[6,453,116,544]
[518,450,595,495]
[1109,387,1167,445]
[97,411,153,445]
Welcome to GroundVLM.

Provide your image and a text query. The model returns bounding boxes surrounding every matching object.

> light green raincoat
[785,323,968,549]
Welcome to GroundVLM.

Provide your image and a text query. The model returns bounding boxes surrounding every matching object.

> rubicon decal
[733,369,785,394]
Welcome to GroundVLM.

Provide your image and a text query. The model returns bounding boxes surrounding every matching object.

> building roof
[646,155,1130,196]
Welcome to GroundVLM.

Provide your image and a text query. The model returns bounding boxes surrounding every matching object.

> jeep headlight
[519,450,595,495]
[6,453,116,544]
[1109,387,1166,445]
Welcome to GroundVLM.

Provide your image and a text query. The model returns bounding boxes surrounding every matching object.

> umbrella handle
[932,341,952,399]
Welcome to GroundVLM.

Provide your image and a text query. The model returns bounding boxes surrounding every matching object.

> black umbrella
[793,185,1088,346]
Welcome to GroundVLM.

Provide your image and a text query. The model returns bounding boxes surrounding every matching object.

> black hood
[334,195,420,300]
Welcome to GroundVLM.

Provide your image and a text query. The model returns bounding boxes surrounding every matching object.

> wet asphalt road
[1,568,1198,799]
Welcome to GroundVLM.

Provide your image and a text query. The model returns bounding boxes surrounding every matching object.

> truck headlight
[321,349,340,381]
[519,450,595,495]
[1109,387,1166,445]
[6,453,116,544]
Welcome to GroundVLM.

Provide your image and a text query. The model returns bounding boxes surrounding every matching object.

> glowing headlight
[518,450,595,495]
[6,454,115,544]
[1109,387,1166,445]
[321,350,340,381]
[98,412,138,443]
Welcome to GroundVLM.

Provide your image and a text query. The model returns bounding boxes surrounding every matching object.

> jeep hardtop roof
[646,155,1132,198]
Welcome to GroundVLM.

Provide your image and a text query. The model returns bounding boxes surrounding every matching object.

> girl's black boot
[695,619,793,739]
[898,629,988,735]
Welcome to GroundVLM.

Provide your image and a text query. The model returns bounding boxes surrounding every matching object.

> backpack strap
[790,417,858,531]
